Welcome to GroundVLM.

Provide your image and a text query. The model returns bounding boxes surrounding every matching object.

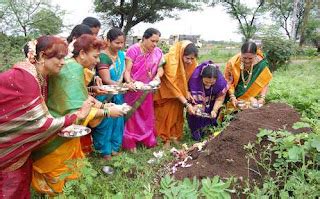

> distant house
[169,34,202,48]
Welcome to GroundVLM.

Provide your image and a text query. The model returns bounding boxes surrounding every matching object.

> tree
[30,8,63,36]
[94,0,199,36]
[1,0,64,37]
[299,0,314,46]
[220,0,265,41]
[266,0,305,40]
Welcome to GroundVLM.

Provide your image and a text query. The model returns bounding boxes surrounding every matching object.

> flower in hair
[66,39,76,58]
[26,40,37,63]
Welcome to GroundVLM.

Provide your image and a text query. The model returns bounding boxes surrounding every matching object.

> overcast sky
[52,0,258,42]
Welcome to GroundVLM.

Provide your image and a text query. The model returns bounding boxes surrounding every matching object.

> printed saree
[0,62,76,198]
[123,43,163,150]
[154,40,197,142]
[187,61,228,141]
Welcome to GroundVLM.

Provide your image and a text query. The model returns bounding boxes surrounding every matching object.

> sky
[52,0,258,42]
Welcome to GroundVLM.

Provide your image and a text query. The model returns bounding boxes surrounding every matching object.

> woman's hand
[211,110,217,118]
[231,97,238,108]
[94,76,103,87]
[107,106,125,118]
[187,91,195,104]
[91,86,108,96]
[186,104,195,115]
[75,99,93,119]
[257,98,265,105]
[124,82,136,91]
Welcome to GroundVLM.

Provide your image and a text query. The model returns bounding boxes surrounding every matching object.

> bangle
[183,101,189,107]
[100,103,105,109]
[88,86,93,92]
[103,109,110,117]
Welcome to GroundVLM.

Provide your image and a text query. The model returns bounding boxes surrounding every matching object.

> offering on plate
[100,85,129,94]
[113,103,132,114]
[133,81,159,91]
[58,125,91,138]
[194,104,212,118]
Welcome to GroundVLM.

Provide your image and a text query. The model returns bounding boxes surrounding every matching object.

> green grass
[32,59,320,198]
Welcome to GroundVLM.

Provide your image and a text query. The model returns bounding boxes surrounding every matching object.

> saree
[187,61,228,141]
[31,58,91,195]
[224,50,272,102]
[92,51,125,156]
[0,62,76,198]
[123,43,163,150]
[154,41,197,142]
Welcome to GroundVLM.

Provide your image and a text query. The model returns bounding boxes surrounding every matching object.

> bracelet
[183,101,189,108]
[103,109,110,117]
[100,103,105,109]
[88,86,93,92]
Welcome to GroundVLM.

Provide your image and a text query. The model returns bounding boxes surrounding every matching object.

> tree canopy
[94,0,199,35]
[0,0,64,37]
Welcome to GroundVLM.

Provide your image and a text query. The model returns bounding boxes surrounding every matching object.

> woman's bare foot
[163,140,171,149]
[129,147,137,153]
[111,151,122,156]
[103,155,112,161]
[171,138,180,145]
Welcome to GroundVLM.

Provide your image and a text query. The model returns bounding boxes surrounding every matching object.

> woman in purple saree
[187,61,228,141]
[123,28,164,151]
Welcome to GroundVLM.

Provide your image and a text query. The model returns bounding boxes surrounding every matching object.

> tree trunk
[299,0,312,46]
[291,0,299,41]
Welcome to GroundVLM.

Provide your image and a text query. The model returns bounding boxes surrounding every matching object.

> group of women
[0,16,272,198]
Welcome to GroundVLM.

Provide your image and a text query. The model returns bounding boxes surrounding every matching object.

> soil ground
[173,103,310,181]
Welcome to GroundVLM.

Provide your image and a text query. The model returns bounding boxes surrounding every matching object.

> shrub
[261,36,295,71]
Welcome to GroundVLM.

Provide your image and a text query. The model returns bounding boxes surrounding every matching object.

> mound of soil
[173,103,310,181]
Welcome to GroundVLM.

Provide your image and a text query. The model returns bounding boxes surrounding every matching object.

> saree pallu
[93,51,125,156]
[123,44,163,150]
[154,41,197,142]
[224,51,272,102]
[0,63,76,198]
[187,61,228,141]
[32,58,90,195]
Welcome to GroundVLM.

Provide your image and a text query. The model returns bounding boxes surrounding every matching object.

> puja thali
[237,100,263,109]
[133,81,159,91]
[99,85,129,94]
[194,105,213,118]
[113,103,132,114]
[58,125,91,138]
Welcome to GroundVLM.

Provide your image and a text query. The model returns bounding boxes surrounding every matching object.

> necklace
[240,62,253,88]
[203,86,214,109]
[107,50,121,78]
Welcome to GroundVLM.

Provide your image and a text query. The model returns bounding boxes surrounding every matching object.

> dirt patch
[173,102,310,181]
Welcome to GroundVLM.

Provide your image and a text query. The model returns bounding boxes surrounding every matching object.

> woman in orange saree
[154,41,198,148]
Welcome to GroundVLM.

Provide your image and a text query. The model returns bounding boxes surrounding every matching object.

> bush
[261,36,295,71]
[0,34,27,72]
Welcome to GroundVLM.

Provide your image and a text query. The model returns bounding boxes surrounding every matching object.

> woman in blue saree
[93,28,126,160]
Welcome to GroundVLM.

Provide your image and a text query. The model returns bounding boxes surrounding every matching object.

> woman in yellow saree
[31,34,124,196]
[154,41,198,148]
[224,41,272,108]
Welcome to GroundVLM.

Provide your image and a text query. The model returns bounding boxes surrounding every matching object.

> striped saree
[0,62,76,198]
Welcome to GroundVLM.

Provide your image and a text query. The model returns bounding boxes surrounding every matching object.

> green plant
[200,176,234,199]
[261,35,295,71]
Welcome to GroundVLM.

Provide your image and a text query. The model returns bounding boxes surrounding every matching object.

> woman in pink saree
[123,28,164,151]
